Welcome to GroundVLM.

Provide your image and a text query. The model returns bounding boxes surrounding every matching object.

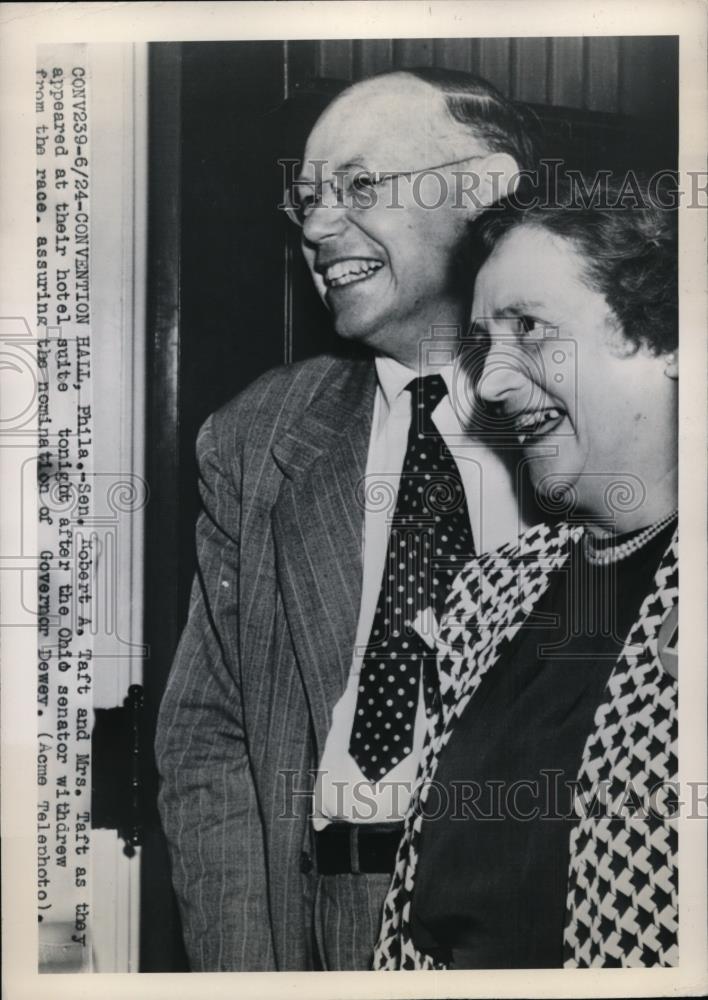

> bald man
[156,68,536,971]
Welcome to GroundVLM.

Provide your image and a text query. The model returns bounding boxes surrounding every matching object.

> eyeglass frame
[283,152,488,228]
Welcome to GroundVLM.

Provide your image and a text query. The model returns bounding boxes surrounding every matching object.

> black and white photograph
[1,3,706,998]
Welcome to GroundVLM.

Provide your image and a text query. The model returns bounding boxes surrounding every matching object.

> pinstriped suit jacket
[155,353,378,970]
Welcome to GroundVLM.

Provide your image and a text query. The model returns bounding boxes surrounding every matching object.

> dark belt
[315,822,404,875]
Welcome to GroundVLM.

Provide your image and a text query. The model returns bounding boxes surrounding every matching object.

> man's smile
[319,257,384,289]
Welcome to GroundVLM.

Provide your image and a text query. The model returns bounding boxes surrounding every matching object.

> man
[155,67,535,972]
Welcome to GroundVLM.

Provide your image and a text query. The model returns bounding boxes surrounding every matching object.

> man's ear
[476,153,521,209]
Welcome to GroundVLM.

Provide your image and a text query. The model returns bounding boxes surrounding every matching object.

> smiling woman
[472,184,678,530]
[374,174,679,970]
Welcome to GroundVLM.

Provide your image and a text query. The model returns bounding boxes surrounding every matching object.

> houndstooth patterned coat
[373,520,678,970]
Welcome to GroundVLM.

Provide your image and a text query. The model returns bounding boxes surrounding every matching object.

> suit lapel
[272,359,376,753]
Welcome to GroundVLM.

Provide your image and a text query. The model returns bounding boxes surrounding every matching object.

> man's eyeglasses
[284,153,486,228]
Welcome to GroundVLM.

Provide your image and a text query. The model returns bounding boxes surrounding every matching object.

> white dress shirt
[312,355,524,829]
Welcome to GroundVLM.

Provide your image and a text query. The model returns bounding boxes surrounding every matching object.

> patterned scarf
[373,521,678,969]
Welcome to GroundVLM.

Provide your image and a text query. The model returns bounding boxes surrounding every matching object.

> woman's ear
[663,349,678,380]
[475,153,521,209]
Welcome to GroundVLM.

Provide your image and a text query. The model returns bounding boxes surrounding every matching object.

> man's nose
[476,344,529,405]
[302,191,347,242]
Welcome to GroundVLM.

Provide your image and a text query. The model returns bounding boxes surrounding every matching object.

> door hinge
[91,684,144,856]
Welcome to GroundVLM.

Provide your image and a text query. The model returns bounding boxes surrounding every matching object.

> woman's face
[472,225,677,523]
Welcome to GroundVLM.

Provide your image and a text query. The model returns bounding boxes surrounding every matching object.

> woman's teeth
[324,259,383,288]
[515,407,564,444]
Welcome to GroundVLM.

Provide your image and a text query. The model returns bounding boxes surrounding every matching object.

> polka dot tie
[349,374,475,781]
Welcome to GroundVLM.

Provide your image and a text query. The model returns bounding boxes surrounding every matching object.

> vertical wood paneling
[512,37,549,103]
[317,40,354,81]
[296,37,679,116]
[432,37,474,72]
[618,36,651,116]
[478,38,512,96]
[549,37,584,108]
[284,36,681,123]
[354,38,394,79]
[393,38,435,67]
[585,36,620,112]
[619,35,678,119]
[285,40,318,93]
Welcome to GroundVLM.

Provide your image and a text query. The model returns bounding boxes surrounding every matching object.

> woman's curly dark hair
[474,173,678,355]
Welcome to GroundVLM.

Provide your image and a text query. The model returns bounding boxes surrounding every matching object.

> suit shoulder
[205,352,371,450]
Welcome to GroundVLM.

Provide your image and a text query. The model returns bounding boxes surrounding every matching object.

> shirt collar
[374,353,459,412]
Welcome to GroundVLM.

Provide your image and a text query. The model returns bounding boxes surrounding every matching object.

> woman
[374,178,678,969]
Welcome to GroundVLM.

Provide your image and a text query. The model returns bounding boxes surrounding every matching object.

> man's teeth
[324,259,383,287]
[515,408,563,444]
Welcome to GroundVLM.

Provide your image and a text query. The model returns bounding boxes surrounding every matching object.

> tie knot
[406,374,448,418]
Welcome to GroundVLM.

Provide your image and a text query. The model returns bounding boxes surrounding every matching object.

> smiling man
[155,68,536,972]
[294,72,524,359]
